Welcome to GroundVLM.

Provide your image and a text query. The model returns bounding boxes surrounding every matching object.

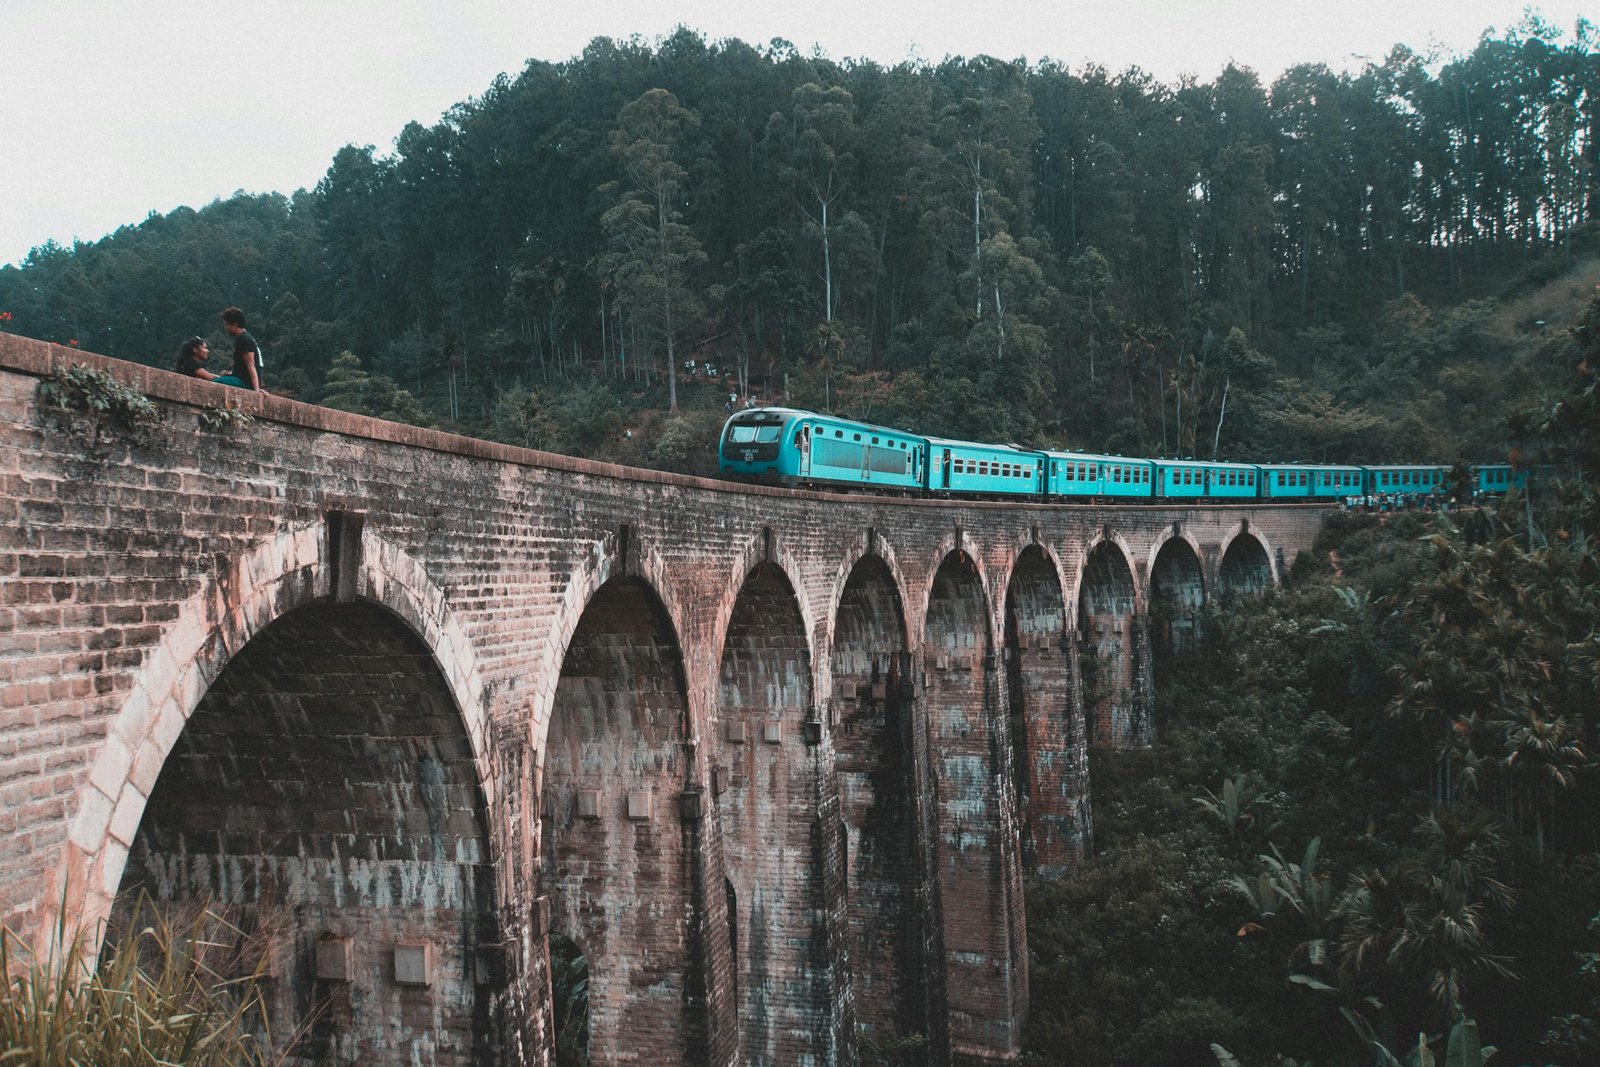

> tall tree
[599,89,707,412]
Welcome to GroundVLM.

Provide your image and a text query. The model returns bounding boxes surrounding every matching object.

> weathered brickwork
[1003,546,1086,876]
[120,602,499,1064]
[0,335,1332,1065]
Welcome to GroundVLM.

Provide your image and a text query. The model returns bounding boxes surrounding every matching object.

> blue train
[718,406,1527,505]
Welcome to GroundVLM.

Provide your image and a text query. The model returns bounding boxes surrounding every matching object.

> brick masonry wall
[0,335,1333,1065]
[120,601,498,1065]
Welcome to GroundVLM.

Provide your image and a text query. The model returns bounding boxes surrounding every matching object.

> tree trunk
[1212,375,1230,461]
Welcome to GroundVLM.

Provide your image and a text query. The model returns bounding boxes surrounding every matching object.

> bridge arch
[1148,530,1207,658]
[66,521,495,948]
[829,549,935,1051]
[1218,524,1278,596]
[1001,542,1086,873]
[1074,532,1146,746]
[713,547,829,1065]
[79,521,505,1062]
[531,530,688,762]
[924,547,1025,1052]
[540,570,699,1064]
[707,529,819,694]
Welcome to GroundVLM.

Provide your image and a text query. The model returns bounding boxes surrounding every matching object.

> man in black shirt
[217,306,261,390]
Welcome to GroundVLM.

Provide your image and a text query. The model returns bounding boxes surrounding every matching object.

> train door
[942,449,952,491]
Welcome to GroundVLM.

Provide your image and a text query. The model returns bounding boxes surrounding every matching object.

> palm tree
[1498,703,1587,856]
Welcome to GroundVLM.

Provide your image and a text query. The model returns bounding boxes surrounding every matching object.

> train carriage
[1257,464,1361,501]
[719,407,924,490]
[1152,460,1260,501]
[1043,451,1154,500]
[1471,464,1527,496]
[1364,464,1449,503]
[927,437,1044,498]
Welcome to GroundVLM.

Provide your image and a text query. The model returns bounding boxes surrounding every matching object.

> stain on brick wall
[1079,542,1141,747]
[831,556,935,1055]
[1150,536,1205,656]
[924,552,1023,1057]
[1003,546,1087,875]
[714,561,839,1064]
[541,576,696,1065]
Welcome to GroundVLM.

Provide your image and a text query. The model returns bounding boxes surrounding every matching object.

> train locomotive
[717,406,1525,506]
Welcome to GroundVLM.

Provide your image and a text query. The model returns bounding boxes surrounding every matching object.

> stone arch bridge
[0,335,1329,1065]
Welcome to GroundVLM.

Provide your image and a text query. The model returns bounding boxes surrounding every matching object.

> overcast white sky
[1,1,1590,268]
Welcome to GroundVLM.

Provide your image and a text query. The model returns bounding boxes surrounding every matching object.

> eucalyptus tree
[598,89,708,412]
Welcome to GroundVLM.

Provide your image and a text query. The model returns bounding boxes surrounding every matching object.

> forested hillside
[2,19,1597,470]
[1023,298,1600,1066]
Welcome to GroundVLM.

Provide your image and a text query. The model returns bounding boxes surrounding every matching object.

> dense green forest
[1024,300,1600,1066]
[2,17,1598,472]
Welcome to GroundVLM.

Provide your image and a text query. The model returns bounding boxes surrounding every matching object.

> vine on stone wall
[36,363,164,452]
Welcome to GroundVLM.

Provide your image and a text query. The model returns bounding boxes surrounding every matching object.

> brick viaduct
[0,333,1329,1066]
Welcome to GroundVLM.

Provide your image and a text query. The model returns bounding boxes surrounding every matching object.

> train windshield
[728,423,782,444]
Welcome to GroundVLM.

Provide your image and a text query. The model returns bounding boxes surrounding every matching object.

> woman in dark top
[174,336,219,381]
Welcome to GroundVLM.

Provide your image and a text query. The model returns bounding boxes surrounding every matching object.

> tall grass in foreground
[0,893,281,1065]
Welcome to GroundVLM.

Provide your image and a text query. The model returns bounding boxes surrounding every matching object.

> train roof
[924,435,1040,453]
[1256,461,1368,471]
[1360,462,1449,470]
[746,408,924,438]
[1149,458,1259,469]
[1040,449,1152,464]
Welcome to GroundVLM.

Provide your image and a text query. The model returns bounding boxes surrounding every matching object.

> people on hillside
[215,306,262,389]
[173,336,219,381]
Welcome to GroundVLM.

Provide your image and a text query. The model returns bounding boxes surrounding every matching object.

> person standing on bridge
[215,306,262,390]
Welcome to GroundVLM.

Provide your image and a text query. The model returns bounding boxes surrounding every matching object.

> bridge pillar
[832,557,946,1062]
[1003,546,1087,874]
[924,552,1024,1062]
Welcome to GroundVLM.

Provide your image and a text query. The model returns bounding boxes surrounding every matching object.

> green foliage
[36,362,164,448]
[549,933,589,1067]
[317,350,432,426]
[0,895,281,1066]
[197,404,253,433]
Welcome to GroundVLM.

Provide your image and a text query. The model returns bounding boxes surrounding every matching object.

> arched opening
[541,576,695,1064]
[549,932,590,1067]
[1219,534,1273,598]
[715,561,823,1065]
[1004,546,1086,875]
[1078,542,1142,747]
[1150,538,1206,665]
[114,600,501,1065]
[925,550,1023,1054]
[831,556,929,1052]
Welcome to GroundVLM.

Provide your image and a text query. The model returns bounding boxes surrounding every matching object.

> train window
[1079,464,1088,480]
[978,462,988,475]
[835,430,843,438]
[1299,472,1308,486]
[1088,465,1097,479]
